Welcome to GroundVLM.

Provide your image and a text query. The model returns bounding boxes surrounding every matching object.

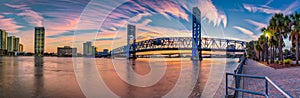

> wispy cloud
[282,0,300,15]
[244,0,300,15]
[129,13,152,22]
[265,0,274,5]
[243,4,281,14]
[0,15,23,33]
[94,37,121,41]
[4,3,27,9]
[245,19,267,30]
[5,3,43,26]
[234,26,258,40]
[138,0,189,21]
[199,0,227,27]
[17,9,43,27]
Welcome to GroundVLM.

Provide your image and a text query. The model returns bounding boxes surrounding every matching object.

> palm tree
[258,35,267,62]
[262,28,269,63]
[246,41,257,59]
[269,13,291,63]
[255,44,262,61]
[262,27,277,63]
[289,12,300,64]
[270,35,279,63]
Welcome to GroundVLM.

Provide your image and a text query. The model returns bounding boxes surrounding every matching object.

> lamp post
[265,33,269,64]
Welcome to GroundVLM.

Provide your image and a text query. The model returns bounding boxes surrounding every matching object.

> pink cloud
[234,26,258,40]
[5,3,43,27]
[139,0,189,21]
[129,13,152,22]
[245,19,267,30]
[0,15,23,33]
[4,3,27,9]
[17,9,43,27]
[44,18,79,35]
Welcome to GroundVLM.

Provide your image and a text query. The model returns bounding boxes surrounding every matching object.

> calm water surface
[0,57,239,98]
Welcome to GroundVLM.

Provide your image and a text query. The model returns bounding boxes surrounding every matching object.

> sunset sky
[0,0,299,53]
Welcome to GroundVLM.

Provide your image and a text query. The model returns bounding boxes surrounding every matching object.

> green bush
[283,59,292,64]
[275,60,283,64]
[275,60,279,64]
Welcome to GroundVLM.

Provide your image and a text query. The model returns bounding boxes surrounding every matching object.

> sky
[0,0,299,53]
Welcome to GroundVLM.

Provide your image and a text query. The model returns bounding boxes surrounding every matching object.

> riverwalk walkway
[243,59,300,97]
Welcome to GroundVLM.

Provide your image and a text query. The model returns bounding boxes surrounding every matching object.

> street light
[265,33,269,64]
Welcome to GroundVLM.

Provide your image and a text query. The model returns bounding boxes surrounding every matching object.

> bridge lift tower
[191,7,202,61]
[127,24,137,59]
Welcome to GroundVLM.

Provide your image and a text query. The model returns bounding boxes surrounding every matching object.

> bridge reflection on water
[0,57,240,98]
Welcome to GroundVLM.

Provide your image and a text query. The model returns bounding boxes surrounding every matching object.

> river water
[0,57,239,98]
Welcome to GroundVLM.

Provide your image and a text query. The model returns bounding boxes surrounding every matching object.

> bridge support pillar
[127,24,136,59]
[191,7,202,61]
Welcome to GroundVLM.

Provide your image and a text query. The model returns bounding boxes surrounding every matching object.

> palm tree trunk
[279,35,283,62]
[266,45,268,63]
[258,51,261,61]
[296,34,299,64]
[273,46,275,63]
[274,47,279,60]
[262,50,265,62]
[271,45,274,63]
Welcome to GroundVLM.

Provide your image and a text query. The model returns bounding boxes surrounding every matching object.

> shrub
[275,60,283,64]
[275,60,279,64]
[283,59,292,64]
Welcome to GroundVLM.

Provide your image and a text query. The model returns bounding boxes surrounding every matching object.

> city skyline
[0,29,23,55]
[0,0,299,53]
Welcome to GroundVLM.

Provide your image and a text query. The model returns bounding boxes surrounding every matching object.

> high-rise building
[92,46,96,55]
[14,37,19,52]
[0,29,8,55]
[7,36,15,52]
[19,44,23,52]
[83,41,91,56]
[34,27,45,57]
[57,46,77,57]
[83,41,96,56]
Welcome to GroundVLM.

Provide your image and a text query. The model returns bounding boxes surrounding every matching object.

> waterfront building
[7,36,15,52]
[57,46,77,57]
[0,29,7,55]
[34,27,45,57]
[83,41,96,56]
[92,46,96,56]
[19,44,23,52]
[96,49,110,58]
[13,37,19,52]
[103,49,109,56]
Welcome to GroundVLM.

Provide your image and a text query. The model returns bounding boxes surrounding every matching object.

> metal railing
[226,73,292,98]
[225,58,292,98]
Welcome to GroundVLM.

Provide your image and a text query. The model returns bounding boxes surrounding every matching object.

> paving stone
[243,59,300,97]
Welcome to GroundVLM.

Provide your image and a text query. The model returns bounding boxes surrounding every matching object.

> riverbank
[243,59,300,97]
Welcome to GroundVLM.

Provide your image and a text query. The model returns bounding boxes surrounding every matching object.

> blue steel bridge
[111,7,246,60]
[111,37,245,54]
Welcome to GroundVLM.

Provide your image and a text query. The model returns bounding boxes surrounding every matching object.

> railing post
[234,75,239,97]
[225,73,228,98]
[265,79,268,96]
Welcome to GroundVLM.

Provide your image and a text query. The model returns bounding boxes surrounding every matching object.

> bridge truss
[111,37,246,55]
[111,7,246,59]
